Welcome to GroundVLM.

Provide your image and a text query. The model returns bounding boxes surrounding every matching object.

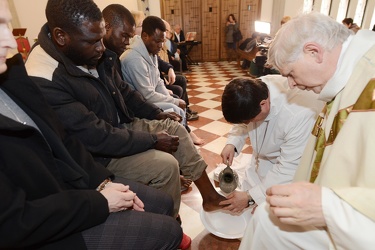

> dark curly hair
[142,16,166,36]
[221,77,268,124]
[102,4,135,28]
[46,0,102,34]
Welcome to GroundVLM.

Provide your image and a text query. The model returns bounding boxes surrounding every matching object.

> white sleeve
[226,123,250,156]
[322,187,375,249]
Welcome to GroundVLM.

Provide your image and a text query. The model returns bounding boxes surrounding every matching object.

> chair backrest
[15,36,31,61]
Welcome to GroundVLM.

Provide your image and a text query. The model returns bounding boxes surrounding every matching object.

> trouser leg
[130,118,207,181]
[82,210,182,250]
[107,150,181,218]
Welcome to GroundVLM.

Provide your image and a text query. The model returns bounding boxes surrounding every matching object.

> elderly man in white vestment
[239,12,375,250]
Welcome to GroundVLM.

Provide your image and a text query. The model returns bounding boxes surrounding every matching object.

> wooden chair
[13,29,30,61]
[236,46,258,68]
[15,36,31,61]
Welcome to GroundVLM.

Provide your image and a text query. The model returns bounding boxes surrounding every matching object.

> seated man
[0,1,182,248]
[101,5,202,181]
[120,15,204,145]
[220,75,323,213]
[25,0,225,221]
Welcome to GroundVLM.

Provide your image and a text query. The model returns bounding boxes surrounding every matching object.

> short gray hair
[268,12,351,70]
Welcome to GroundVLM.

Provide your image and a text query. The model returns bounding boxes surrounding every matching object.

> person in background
[165,27,189,72]
[26,0,226,233]
[342,17,361,33]
[163,20,200,123]
[131,10,144,37]
[220,75,323,213]
[280,15,291,25]
[238,32,260,69]
[225,14,239,63]
[0,0,183,249]
[174,24,186,44]
[248,15,290,78]
[239,12,375,249]
[173,24,189,70]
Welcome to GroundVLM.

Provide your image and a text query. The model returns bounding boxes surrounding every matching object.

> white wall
[11,0,145,45]
[284,0,304,17]
[10,0,375,48]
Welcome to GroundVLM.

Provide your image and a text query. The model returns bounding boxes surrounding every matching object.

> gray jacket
[121,36,180,106]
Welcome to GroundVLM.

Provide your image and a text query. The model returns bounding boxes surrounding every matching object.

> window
[303,0,314,13]
[320,0,332,15]
[354,0,367,26]
[336,0,349,22]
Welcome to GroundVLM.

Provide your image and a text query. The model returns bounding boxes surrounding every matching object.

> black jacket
[26,24,163,166]
[0,54,111,249]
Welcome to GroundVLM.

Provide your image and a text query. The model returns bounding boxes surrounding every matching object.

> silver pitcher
[218,162,238,194]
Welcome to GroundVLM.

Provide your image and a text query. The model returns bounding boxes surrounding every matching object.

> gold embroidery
[310,79,375,182]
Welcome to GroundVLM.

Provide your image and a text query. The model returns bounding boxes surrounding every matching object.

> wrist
[246,191,256,207]
[151,134,158,148]
[96,178,112,192]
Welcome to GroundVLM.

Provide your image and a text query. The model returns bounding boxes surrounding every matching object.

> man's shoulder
[26,45,58,81]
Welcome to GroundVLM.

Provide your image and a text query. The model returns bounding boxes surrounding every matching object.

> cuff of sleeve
[248,185,266,205]
[151,134,158,148]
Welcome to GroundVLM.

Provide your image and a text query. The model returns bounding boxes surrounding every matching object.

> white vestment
[240,30,375,250]
[226,75,323,204]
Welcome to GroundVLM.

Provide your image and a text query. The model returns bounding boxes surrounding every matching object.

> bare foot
[180,175,192,191]
[202,191,227,212]
[190,131,205,145]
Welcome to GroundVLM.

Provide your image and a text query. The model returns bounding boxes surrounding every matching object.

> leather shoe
[187,108,198,115]
[186,112,199,121]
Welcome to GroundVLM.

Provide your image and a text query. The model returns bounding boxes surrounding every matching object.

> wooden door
[220,0,241,60]
[160,0,182,29]
[181,0,202,62]
[239,0,261,41]
[161,0,260,62]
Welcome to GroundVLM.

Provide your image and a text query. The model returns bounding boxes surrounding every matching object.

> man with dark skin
[0,0,182,248]
[102,4,195,189]
[26,0,226,225]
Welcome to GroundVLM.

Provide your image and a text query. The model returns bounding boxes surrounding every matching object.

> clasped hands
[100,182,144,213]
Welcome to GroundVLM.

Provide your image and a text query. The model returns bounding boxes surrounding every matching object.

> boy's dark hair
[221,78,269,123]
[102,4,135,27]
[142,16,166,36]
[46,0,102,34]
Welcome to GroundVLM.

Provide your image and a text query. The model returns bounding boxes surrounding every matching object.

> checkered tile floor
[179,61,253,249]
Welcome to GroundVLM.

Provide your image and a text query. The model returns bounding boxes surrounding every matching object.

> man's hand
[219,190,249,213]
[220,144,236,165]
[177,99,186,109]
[266,182,326,227]
[100,183,145,213]
[154,130,179,153]
[167,68,176,84]
[155,112,182,122]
